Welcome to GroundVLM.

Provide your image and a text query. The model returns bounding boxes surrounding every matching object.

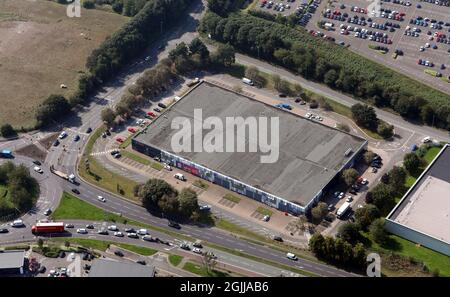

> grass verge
[169,254,184,267]
[256,207,273,216]
[79,126,140,201]
[222,193,241,204]
[182,261,231,277]
[193,179,209,190]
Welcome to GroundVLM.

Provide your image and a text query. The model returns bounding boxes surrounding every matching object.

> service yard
[305,0,450,93]
[0,0,128,128]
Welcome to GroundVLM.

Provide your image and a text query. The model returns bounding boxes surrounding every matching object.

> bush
[0,124,16,138]
[35,94,71,127]
[82,0,95,9]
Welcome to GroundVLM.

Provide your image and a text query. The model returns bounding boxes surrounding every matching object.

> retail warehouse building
[386,144,450,256]
[132,81,367,215]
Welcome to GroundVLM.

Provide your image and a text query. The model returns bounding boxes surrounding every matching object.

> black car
[86,224,94,229]
[114,250,124,257]
[278,93,287,98]
[0,228,9,234]
[136,260,146,265]
[97,229,108,235]
[371,167,378,173]
[71,188,80,195]
[38,266,46,274]
[157,102,167,109]
[168,221,181,229]
[53,140,60,147]
[86,127,92,134]
[33,160,42,166]
[124,228,135,233]
[59,251,66,258]
[273,236,283,242]
[349,189,357,195]
[153,108,162,113]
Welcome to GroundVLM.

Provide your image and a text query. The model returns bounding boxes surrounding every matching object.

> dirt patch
[39,133,60,150]
[0,0,128,128]
[15,143,47,162]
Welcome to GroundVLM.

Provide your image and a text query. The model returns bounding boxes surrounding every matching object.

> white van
[174,173,186,181]
[286,253,297,260]
[242,77,254,86]
[422,136,431,143]
[137,229,148,235]
[12,219,24,227]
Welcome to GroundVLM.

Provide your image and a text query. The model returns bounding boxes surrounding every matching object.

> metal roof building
[386,144,450,256]
[0,250,25,275]
[89,258,155,277]
[132,81,367,214]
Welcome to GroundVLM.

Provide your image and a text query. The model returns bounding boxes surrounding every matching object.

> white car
[361,178,368,185]
[164,164,172,171]
[422,136,431,143]
[174,173,186,181]
[77,228,88,234]
[97,196,106,202]
[114,231,124,237]
[286,253,297,260]
[338,192,344,199]
[11,219,24,227]
[192,247,202,254]
[108,225,118,231]
[346,196,353,202]
[142,235,154,242]
[33,166,43,174]
[58,131,67,139]
[137,229,148,235]
[262,215,270,222]
[199,205,211,211]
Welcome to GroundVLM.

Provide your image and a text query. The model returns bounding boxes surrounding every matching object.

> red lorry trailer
[31,222,65,234]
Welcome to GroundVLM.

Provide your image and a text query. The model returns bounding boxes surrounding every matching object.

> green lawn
[193,179,209,190]
[51,192,132,224]
[79,126,140,201]
[121,150,151,166]
[119,134,134,149]
[256,207,273,216]
[222,193,241,204]
[115,243,158,256]
[422,146,441,164]
[363,233,450,276]
[182,261,231,277]
[168,254,184,267]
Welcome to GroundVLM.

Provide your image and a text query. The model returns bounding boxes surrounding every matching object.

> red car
[147,112,156,117]
[116,137,124,143]
[128,127,136,133]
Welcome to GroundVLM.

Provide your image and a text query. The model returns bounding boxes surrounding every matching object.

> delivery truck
[50,165,75,183]
[336,201,352,219]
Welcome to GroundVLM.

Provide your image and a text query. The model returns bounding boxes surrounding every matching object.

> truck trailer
[50,165,75,183]
[31,222,65,234]
[336,201,352,219]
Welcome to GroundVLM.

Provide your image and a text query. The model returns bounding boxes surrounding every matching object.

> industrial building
[132,81,367,215]
[386,144,450,256]
[89,258,155,277]
[0,250,25,276]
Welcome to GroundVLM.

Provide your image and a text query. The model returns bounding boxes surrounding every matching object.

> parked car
[168,221,181,229]
[127,233,139,239]
[44,209,52,216]
[158,102,167,109]
[65,224,74,229]
[33,160,42,166]
[77,228,88,234]
[0,228,9,234]
[107,225,118,231]
[86,127,92,134]
[73,135,80,142]
[86,224,94,229]
[114,250,124,257]
[97,229,108,235]
[136,260,146,265]
[124,228,135,233]
[34,166,44,174]
[192,248,202,254]
[114,232,124,237]
[262,215,271,222]
[273,236,283,242]
[180,242,190,250]
[199,205,211,212]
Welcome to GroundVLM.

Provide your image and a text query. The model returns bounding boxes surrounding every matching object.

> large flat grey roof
[388,144,450,243]
[134,81,367,207]
[89,259,155,277]
[0,250,24,270]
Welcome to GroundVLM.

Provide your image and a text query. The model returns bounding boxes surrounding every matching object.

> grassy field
[222,193,241,204]
[193,179,209,190]
[115,243,158,256]
[121,150,151,166]
[79,126,140,201]
[0,0,128,128]
[168,254,184,267]
[255,207,273,216]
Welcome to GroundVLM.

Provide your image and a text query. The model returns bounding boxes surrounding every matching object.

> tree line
[199,12,450,130]
[0,162,40,218]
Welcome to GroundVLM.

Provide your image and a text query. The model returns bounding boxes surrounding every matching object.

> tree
[377,122,394,139]
[354,204,380,230]
[363,151,376,164]
[351,103,379,130]
[169,42,189,61]
[178,188,199,218]
[37,238,44,250]
[337,222,361,244]
[189,38,210,63]
[35,95,71,126]
[311,202,328,223]
[342,168,359,186]
[0,124,16,138]
[324,69,338,86]
[387,166,407,195]
[309,233,326,259]
[137,179,178,210]
[101,108,116,127]
[403,152,422,175]
[211,44,235,67]
[369,183,396,216]
[369,218,387,244]
[202,252,218,276]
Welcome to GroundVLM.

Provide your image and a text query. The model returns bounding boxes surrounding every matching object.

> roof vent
[344,148,353,157]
